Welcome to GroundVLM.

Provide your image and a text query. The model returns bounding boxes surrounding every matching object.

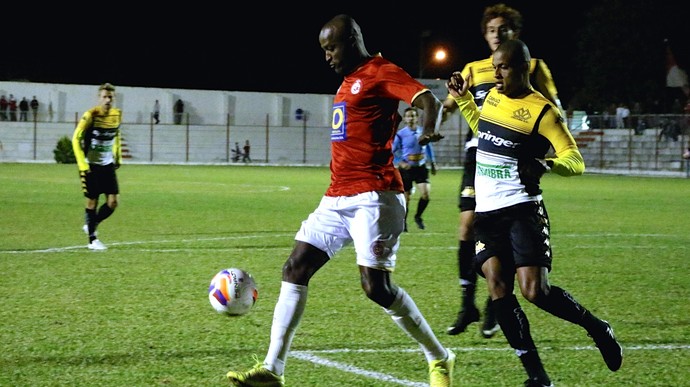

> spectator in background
[232,142,242,162]
[0,95,7,121]
[30,96,39,121]
[615,103,624,128]
[153,100,160,124]
[622,103,630,128]
[19,97,29,121]
[242,140,251,163]
[174,99,184,124]
[9,94,17,121]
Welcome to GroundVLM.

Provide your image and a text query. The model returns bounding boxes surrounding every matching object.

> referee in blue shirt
[392,107,437,231]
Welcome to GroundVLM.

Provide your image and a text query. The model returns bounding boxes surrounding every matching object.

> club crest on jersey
[350,79,362,94]
[512,107,531,123]
[371,240,388,257]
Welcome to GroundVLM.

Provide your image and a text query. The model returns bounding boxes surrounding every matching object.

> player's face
[320,27,350,75]
[403,110,418,126]
[98,90,114,112]
[492,50,528,97]
[485,17,517,53]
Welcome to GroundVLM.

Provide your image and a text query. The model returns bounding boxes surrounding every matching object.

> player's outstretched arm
[414,91,445,145]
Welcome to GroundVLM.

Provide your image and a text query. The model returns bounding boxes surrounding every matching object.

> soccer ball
[208,268,258,316]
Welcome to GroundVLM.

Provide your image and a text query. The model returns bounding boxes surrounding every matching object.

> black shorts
[80,164,119,199]
[398,165,430,192]
[458,147,476,212]
[473,200,552,276]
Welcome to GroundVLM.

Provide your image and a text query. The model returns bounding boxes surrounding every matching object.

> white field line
[1,232,686,254]
[290,344,690,386]
[0,234,296,254]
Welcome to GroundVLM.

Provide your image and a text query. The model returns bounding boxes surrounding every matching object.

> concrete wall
[0,80,465,165]
[0,81,337,127]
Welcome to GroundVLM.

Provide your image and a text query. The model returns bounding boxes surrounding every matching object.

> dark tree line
[568,0,688,113]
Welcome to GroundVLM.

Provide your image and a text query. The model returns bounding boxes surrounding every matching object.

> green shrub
[53,135,76,164]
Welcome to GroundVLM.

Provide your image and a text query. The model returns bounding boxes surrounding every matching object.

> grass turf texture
[0,163,688,386]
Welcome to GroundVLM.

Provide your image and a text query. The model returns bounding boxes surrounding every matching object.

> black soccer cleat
[414,216,425,230]
[446,306,480,335]
[589,319,623,371]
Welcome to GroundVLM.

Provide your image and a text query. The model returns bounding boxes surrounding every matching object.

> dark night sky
[3,1,687,108]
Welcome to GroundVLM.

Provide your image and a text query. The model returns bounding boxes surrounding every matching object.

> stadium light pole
[419,30,448,79]
[419,30,432,78]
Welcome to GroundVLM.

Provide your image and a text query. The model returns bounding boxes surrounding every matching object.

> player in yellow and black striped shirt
[448,39,622,387]
[72,83,122,251]
[444,3,563,340]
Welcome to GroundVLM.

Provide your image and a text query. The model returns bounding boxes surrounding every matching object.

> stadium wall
[0,80,464,166]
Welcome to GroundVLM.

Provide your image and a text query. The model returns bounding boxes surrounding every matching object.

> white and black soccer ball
[208,268,258,316]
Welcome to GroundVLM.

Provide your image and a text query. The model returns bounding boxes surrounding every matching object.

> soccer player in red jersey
[226,14,454,387]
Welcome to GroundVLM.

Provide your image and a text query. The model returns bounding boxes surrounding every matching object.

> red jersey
[326,55,429,197]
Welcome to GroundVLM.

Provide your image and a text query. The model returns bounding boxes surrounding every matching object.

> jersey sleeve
[539,107,585,176]
[379,62,428,105]
[72,110,92,171]
[392,133,402,164]
[453,92,480,135]
[114,110,122,165]
[532,59,561,109]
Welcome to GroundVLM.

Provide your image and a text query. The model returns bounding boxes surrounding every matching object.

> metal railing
[1,113,688,177]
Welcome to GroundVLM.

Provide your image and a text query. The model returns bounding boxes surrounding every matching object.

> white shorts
[295,191,406,271]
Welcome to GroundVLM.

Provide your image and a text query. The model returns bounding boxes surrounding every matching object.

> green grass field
[1,163,688,386]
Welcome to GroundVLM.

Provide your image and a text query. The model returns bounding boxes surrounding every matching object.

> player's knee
[361,279,394,307]
[520,286,541,303]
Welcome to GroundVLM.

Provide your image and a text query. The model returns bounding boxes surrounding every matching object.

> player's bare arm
[414,91,444,145]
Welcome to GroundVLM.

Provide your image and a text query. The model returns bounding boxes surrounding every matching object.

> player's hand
[518,158,549,182]
[114,163,120,170]
[430,162,437,175]
[418,132,444,145]
[398,161,411,170]
[446,71,470,98]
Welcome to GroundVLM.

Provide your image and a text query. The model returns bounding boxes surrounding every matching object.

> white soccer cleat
[88,239,107,251]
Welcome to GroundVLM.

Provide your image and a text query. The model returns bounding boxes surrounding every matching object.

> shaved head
[319,14,370,75]
[492,39,532,97]
[495,39,531,66]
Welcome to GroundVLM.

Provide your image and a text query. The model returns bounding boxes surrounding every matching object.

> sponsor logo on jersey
[475,240,485,255]
[486,95,500,107]
[475,90,489,101]
[478,130,518,148]
[477,161,511,179]
[331,102,346,142]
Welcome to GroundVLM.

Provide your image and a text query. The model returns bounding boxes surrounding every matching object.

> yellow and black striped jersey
[450,55,561,149]
[72,106,122,171]
[453,88,583,212]
[459,55,560,108]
